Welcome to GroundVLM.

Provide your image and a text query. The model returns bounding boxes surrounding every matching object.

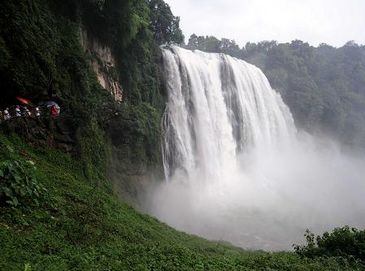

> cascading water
[162,46,295,181]
[146,46,365,250]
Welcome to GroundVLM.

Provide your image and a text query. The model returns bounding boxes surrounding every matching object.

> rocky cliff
[80,29,123,102]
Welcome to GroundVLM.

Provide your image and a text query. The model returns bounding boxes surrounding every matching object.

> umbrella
[16,96,31,105]
[44,101,58,107]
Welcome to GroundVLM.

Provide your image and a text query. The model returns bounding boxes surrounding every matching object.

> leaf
[12,197,19,207]
[3,187,13,197]
[24,263,32,271]
[6,196,19,206]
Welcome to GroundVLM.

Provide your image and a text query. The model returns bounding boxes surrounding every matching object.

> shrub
[294,227,365,264]
[0,159,47,207]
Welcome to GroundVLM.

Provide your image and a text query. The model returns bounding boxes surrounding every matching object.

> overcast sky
[164,0,365,47]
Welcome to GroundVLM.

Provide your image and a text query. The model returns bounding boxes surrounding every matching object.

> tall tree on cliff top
[148,0,184,45]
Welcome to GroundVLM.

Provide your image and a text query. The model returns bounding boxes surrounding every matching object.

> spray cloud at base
[144,46,365,250]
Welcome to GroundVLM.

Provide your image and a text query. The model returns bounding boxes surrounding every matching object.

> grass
[0,134,362,270]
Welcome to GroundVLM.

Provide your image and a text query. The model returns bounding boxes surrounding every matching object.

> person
[15,105,21,117]
[4,108,11,120]
[24,106,31,117]
[50,103,60,118]
[35,107,41,117]
[44,101,60,118]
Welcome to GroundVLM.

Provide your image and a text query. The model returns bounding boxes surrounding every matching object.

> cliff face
[0,0,170,198]
[80,29,123,102]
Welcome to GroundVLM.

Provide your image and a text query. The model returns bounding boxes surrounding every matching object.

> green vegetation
[294,227,365,265]
[0,135,363,270]
[186,36,365,150]
[148,0,184,45]
[0,0,116,180]
[0,159,46,207]
[0,0,185,190]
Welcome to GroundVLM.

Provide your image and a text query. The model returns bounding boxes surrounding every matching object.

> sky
[164,0,365,47]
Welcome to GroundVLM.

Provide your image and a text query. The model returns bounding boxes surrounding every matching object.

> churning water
[146,46,365,250]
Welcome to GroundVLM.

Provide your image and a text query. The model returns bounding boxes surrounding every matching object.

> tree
[148,0,184,45]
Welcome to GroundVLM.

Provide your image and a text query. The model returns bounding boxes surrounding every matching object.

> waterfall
[161,46,296,181]
[148,46,365,250]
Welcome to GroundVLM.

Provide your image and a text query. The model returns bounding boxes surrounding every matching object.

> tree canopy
[148,0,184,45]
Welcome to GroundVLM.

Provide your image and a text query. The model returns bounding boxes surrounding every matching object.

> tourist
[4,108,11,120]
[15,105,21,117]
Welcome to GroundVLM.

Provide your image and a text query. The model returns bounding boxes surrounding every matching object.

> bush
[294,227,365,264]
[0,159,47,207]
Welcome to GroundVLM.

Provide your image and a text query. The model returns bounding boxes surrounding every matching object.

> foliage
[0,0,186,180]
[78,0,150,49]
[0,159,46,207]
[0,0,57,105]
[0,136,362,270]
[76,118,109,181]
[148,0,184,45]
[248,41,365,150]
[0,0,147,179]
[24,263,32,271]
[51,0,170,170]
[109,102,161,163]
[294,227,365,265]
[187,34,242,58]
[0,0,112,176]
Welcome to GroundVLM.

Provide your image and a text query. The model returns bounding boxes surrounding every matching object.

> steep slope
[0,135,361,271]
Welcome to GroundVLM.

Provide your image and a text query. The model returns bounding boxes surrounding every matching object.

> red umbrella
[16,96,31,105]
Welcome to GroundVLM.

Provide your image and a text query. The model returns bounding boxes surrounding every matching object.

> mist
[144,135,365,250]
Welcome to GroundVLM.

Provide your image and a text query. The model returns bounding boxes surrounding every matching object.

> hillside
[0,135,362,270]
